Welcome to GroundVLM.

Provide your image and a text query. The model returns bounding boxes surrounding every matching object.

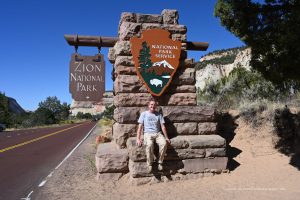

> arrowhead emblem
[130,29,181,96]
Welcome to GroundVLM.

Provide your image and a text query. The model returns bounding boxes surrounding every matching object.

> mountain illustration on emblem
[153,60,174,69]
[147,60,174,78]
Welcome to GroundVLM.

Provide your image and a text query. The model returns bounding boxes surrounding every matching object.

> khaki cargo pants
[144,132,167,166]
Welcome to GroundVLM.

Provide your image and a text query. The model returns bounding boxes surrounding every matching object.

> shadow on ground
[274,107,300,170]
[216,112,241,171]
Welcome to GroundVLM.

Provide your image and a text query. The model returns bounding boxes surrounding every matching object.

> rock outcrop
[196,47,251,90]
[8,97,25,114]
[70,91,113,116]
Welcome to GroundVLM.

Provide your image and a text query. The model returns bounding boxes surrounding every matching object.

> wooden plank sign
[130,29,181,96]
[69,54,105,101]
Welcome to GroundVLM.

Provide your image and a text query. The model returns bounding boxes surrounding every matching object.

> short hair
[148,97,157,105]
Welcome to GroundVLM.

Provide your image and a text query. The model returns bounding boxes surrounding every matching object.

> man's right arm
[136,124,143,147]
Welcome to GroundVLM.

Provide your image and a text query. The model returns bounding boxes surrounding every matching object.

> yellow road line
[0,123,89,153]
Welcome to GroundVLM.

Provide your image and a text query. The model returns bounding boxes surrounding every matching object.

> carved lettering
[69,54,105,101]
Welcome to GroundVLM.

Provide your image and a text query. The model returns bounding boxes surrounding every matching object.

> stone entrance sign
[131,29,181,96]
[69,53,105,101]
[64,9,227,184]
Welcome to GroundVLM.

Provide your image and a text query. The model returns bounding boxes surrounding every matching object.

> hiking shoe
[158,164,163,171]
[147,165,153,173]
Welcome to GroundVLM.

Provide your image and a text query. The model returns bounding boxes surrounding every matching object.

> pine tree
[138,41,152,71]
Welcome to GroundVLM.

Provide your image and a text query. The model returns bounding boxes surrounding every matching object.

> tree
[0,92,11,126]
[34,107,56,125]
[76,112,92,119]
[60,102,71,120]
[214,0,300,87]
[35,96,70,125]
[103,105,115,119]
[76,112,84,119]
[138,41,153,71]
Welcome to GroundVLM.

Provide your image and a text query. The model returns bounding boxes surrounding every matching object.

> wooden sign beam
[64,34,209,51]
[64,35,118,47]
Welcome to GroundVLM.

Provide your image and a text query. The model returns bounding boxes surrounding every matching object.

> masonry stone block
[141,23,162,31]
[162,24,187,34]
[136,14,163,23]
[108,48,116,63]
[119,12,136,23]
[113,123,137,148]
[95,142,129,173]
[205,148,226,157]
[129,160,183,178]
[114,93,197,107]
[114,106,216,123]
[173,67,196,85]
[114,75,146,94]
[182,157,228,173]
[171,123,198,135]
[171,33,187,42]
[114,107,142,124]
[198,122,218,135]
[165,85,196,94]
[162,106,215,122]
[126,137,205,162]
[119,22,141,41]
[161,9,179,24]
[115,56,134,67]
[114,65,136,75]
[113,41,131,56]
[180,58,196,68]
[188,135,226,149]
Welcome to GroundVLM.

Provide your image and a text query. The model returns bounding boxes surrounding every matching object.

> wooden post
[64,34,209,51]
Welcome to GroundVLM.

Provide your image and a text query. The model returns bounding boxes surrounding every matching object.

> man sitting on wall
[136,98,171,173]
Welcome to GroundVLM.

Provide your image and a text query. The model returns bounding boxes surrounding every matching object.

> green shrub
[103,105,115,120]
[76,112,92,119]
[197,67,292,110]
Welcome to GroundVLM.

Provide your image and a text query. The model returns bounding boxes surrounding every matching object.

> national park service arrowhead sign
[130,29,181,96]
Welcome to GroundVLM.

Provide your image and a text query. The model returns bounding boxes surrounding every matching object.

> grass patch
[98,118,113,128]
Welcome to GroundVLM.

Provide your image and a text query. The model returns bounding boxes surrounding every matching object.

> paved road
[0,121,97,200]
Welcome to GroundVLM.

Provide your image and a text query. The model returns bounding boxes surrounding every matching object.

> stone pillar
[95,10,228,184]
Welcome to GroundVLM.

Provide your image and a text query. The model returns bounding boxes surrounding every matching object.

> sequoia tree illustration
[138,41,152,72]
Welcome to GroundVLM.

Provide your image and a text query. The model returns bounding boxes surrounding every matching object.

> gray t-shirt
[138,111,165,134]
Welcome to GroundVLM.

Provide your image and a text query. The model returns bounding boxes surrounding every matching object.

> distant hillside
[8,97,25,114]
[0,93,26,125]
[195,46,251,90]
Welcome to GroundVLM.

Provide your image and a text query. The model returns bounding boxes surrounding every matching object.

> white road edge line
[55,123,97,170]
[47,171,53,178]
[38,180,47,187]
[21,123,97,200]
[20,190,33,200]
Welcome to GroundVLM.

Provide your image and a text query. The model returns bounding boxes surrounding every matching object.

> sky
[0,0,244,111]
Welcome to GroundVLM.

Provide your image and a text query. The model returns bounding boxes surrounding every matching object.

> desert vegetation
[197,58,300,169]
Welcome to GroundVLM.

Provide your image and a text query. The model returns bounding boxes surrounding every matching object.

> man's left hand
[166,138,171,144]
